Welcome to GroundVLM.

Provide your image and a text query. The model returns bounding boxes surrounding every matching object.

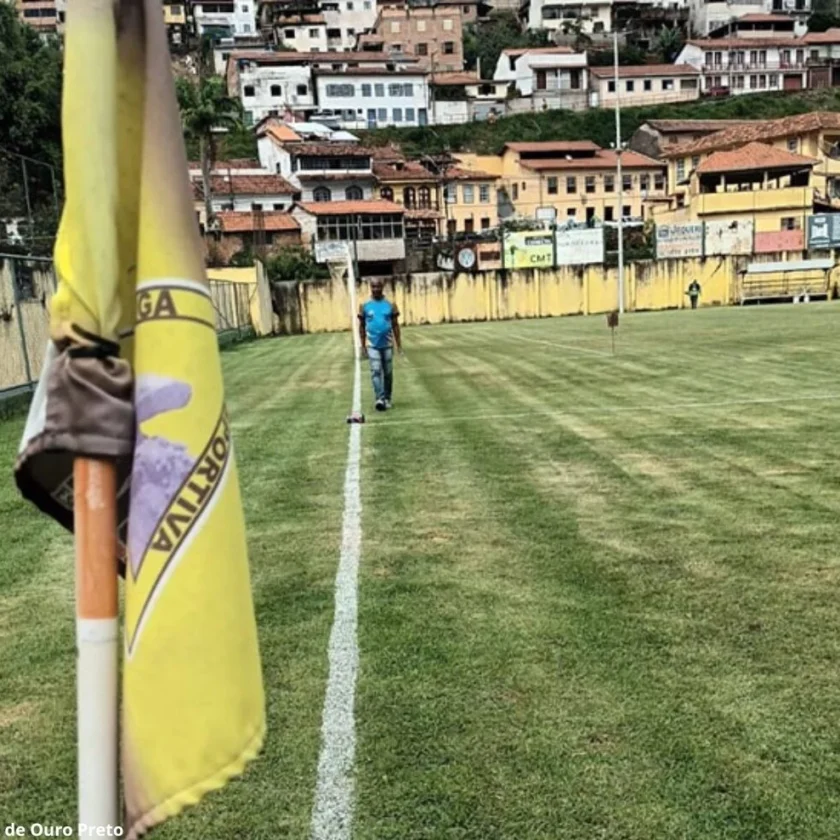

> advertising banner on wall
[476,241,503,272]
[754,229,805,254]
[555,227,604,266]
[807,213,840,249]
[656,223,703,259]
[503,231,554,270]
[704,219,753,256]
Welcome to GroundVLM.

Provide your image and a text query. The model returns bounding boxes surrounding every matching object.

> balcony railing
[695,186,812,216]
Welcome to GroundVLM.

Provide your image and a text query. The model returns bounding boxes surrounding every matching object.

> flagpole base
[74,458,120,833]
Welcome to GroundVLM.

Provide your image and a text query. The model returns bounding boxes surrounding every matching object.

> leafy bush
[265,246,330,283]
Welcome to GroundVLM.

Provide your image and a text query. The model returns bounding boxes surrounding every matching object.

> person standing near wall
[687,279,701,310]
[359,279,402,412]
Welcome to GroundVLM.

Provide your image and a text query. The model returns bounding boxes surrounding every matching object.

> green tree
[463,11,549,78]
[175,74,244,229]
[807,11,840,31]
[560,19,593,53]
[0,3,63,248]
[655,26,684,63]
[265,247,329,283]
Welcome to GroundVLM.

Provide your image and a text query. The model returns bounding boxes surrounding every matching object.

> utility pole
[613,28,625,315]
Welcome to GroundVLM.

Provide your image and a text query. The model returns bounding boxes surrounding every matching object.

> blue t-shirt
[362,298,396,350]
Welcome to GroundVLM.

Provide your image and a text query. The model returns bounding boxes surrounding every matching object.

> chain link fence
[0,254,256,405]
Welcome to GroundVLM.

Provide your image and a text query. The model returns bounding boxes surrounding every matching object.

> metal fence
[0,254,255,403]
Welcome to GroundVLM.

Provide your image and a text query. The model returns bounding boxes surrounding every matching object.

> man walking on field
[359,279,402,411]
[359,278,402,412]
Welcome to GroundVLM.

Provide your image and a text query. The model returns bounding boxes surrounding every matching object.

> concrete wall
[0,257,54,392]
[271,255,763,335]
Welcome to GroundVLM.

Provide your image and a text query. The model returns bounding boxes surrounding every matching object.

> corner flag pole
[74,457,120,831]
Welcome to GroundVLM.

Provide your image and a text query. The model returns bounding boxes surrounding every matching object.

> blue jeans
[367,346,393,403]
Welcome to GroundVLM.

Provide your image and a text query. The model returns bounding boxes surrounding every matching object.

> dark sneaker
[375,399,387,412]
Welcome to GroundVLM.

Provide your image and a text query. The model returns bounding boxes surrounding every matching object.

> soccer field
[3,304,840,839]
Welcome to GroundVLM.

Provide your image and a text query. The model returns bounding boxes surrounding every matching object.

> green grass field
[3,304,840,839]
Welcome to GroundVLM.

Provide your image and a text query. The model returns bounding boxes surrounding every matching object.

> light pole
[613,28,625,315]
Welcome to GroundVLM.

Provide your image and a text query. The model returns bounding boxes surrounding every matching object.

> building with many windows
[226,50,422,124]
[457,141,666,224]
[358,4,468,72]
[193,0,257,37]
[440,166,501,234]
[374,156,444,243]
[521,0,614,36]
[675,37,810,94]
[313,70,431,129]
[15,0,63,31]
[257,0,377,50]
[589,64,701,108]
[292,200,407,273]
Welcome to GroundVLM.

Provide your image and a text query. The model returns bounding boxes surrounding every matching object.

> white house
[320,0,378,51]
[227,51,318,123]
[313,70,431,129]
[257,137,378,202]
[676,37,809,94]
[522,0,613,35]
[213,38,270,75]
[192,0,256,37]
[589,64,701,108]
[226,51,422,124]
[493,47,589,110]
[689,0,809,36]
[274,13,329,52]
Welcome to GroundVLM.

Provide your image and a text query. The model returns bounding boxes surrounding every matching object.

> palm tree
[175,73,244,232]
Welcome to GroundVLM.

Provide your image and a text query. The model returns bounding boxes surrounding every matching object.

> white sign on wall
[704,219,753,256]
[314,241,350,264]
[656,223,703,259]
[555,227,604,266]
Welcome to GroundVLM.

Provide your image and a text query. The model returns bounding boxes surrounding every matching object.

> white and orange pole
[74,457,120,832]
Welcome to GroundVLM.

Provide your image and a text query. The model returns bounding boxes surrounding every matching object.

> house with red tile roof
[291,200,407,273]
[654,140,817,256]
[656,112,840,221]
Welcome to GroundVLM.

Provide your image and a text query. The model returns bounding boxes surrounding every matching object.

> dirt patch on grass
[0,701,38,728]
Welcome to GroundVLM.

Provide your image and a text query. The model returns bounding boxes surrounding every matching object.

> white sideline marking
[311,355,363,840]
[376,392,840,428]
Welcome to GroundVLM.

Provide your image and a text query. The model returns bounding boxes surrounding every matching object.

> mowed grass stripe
[354,307,840,839]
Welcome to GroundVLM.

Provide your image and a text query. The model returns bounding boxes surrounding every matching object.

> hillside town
[6,0,840,282]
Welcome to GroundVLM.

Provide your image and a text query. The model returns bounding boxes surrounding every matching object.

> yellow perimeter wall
[281,256,782,334]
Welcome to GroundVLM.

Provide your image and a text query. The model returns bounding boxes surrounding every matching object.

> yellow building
[163,0,187,45]
[655,141,816,253]
[458,141,666,225]
[441,165,501,235]
[661,111,840,209]
[374,158,444,243]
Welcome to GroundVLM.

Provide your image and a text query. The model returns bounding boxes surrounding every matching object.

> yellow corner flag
[14,0,266,836]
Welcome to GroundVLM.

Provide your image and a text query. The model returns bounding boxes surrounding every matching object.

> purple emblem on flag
[128,375,195,576]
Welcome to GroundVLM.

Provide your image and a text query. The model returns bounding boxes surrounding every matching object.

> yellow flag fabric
[15,0,265,836]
